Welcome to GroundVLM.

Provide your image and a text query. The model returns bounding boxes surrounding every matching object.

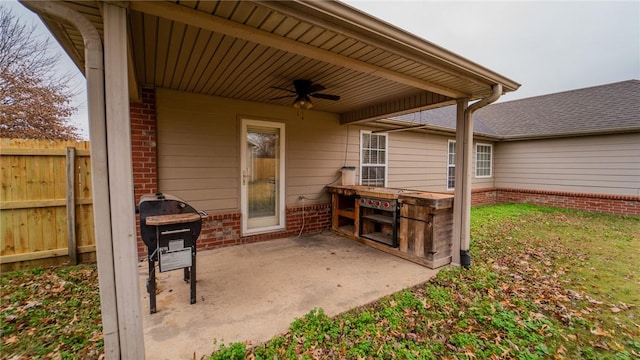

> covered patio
[21,1,519,357]
[140,231,437,359]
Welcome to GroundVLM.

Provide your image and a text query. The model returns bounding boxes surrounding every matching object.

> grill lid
[138,193,205,249]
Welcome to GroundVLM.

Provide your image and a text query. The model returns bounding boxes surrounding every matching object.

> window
[447,140,456,190]
[360,131,387,186]
[475,143,492,178]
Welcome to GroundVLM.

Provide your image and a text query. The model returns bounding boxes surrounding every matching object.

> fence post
[66,147,77,265]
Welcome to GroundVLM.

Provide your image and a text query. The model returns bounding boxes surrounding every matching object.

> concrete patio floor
[140,231,440,359]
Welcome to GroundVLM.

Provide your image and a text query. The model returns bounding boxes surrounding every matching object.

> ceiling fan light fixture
[293,95,313,109]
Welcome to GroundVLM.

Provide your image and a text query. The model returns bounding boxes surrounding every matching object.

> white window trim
[447,139,456,190]
[359,130,388,187]
[475,143,493,178]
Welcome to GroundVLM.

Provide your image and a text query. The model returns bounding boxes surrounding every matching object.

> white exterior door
[240,119,285,235]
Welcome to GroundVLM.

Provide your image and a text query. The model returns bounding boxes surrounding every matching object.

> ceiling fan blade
[307,83,326,94]
[270,86,297,94]
[270,95,296,100]
[311,93,340,101]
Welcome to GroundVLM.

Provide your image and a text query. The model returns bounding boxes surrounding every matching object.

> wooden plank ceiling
[33,1,520,123]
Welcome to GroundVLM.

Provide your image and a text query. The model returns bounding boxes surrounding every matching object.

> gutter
[19,1,119,357]
[458,84,502,268]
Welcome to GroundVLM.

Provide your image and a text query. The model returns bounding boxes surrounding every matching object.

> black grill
[138,193,207,313]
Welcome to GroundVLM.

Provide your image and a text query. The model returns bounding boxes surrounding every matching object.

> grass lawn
[0,266,102,359]
[211,204,640,359]
[1,204,638,359]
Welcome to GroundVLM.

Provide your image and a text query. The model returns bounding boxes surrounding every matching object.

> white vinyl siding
[475,143,492,178]
[447,140,456,190]
[494,133,640,196]
[360,131,387,186]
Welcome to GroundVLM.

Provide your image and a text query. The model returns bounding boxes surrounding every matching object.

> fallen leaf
[590,327,609,336]
[3,335,18,344]
[22,300,42,310]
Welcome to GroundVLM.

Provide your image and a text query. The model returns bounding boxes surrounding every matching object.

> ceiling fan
[270,79,340,109]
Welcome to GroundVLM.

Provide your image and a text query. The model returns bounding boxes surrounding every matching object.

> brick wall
[470,187,638,216]
[495,188,640,216]
[197,203,331,251]
[130,88,158,257]
[471,188,498,206]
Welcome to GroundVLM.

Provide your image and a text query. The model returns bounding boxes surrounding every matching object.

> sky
[343,0,640,102]
[5,0,640,139]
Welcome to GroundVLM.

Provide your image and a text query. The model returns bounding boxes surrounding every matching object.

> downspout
[459,84,502,268]
[20,1,119,357]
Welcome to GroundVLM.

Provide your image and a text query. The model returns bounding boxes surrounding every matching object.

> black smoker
[138,193,207,313]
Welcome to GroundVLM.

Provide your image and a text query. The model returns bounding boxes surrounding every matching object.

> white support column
[452,99,470,266]
[103,3,145,358]
[19,2,120,357]
[452,85,502,268]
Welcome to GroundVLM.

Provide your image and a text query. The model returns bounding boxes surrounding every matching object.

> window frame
[475,143,493,178]
[447,139,456,190]
[359,130,388,187]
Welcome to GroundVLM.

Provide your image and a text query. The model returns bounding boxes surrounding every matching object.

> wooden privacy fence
[0,139,95,271]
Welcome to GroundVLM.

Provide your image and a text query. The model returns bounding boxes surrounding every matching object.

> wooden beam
[0,245,97,264]
[0,198,92,210]
[128,1,465,99]
[66,147,78,265]
[336,230,450,269]
[0,148,90,156]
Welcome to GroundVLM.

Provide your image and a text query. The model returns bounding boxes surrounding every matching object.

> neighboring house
[374,80,639,215]
[23,1,520,354]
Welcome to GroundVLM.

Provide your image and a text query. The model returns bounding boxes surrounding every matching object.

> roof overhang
[22,0,520,124]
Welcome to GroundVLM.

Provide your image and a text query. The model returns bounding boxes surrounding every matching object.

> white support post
[452,99,470,266]
[19,2,122,357]
[452,85,502,268]
[103,3,146,358]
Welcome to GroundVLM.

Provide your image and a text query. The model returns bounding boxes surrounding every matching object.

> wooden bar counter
[326,185,454,269]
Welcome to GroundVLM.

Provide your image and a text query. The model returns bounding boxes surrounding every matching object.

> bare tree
[0,6,80,141]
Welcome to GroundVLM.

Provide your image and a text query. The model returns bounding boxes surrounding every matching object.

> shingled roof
[392,80,640,140]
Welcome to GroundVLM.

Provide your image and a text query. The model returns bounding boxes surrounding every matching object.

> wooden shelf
[361,214,394,224]
[337,208,355,219]
[361,232,394,246]
[338,224,355,235]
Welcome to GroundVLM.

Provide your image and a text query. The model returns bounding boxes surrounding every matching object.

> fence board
[67,147,77,265]
[0,139,94,271]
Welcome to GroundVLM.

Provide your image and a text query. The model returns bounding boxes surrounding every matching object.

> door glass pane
[247,126,279,222]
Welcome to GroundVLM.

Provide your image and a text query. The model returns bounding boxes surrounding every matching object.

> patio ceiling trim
[127,1,466,99]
